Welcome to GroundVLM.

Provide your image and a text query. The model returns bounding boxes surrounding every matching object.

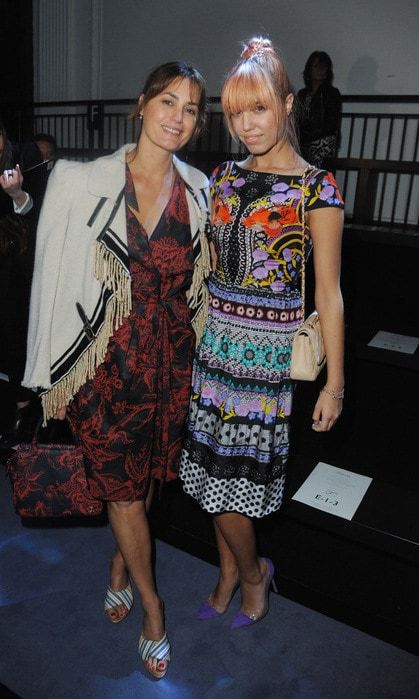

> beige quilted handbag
[290,167,326,381]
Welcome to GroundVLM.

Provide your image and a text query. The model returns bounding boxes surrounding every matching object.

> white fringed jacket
[23,144,211,421]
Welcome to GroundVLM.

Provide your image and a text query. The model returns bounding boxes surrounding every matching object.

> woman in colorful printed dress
[23,62,210,678]
[180,38,344,628]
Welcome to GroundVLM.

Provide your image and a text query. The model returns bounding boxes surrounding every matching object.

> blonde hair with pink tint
[221,37,298,148]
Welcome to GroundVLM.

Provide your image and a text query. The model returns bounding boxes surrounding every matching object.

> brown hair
[303,51,334,88]
[132,61,206,137]
[221,37,298,149]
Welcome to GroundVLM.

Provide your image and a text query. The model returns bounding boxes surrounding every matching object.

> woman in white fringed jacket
[24,61,211,680]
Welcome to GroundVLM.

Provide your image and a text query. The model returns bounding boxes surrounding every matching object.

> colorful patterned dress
[180,161,343,518]
[71,168,195,501]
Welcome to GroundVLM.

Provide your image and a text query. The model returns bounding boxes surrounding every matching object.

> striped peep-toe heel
[104,583,133,623]
[139,632,171,679]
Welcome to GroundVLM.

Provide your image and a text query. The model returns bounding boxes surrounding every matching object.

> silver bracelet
[321,386,344,400]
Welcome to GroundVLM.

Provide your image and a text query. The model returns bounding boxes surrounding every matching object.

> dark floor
[3,340,417,657]
[1,229,419,661]
[2,483,419,699]
[153,229,419,655]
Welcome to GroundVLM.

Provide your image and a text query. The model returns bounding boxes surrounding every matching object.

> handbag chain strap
[299,165,314,322]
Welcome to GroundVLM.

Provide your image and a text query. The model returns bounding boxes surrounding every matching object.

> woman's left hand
[311,388,343,431]
[53,406,67,420]
[209,240,218,272]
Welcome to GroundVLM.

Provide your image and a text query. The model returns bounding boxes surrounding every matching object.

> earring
[139,113,143,120]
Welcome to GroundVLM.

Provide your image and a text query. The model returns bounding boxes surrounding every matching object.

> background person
[33,133,58,163]
[297,51,342,168]
[23,61,210,680]
[0,117,43,448]
[180,37,344,630]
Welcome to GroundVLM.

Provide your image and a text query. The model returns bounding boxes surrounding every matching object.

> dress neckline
[233,162,306,178]
[126,165,179,240]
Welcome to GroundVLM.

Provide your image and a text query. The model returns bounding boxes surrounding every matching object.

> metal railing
[9,95,419,227]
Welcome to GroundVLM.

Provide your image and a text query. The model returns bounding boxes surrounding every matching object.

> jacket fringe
[41,241,132,424]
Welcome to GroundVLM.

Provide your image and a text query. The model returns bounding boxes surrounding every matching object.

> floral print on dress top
[71,168,195,501]
[179,162,343,518]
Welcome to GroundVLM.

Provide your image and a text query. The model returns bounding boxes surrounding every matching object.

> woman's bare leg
[206,519,239,612]
[105,548,130,622]
[107,500,164,643]
[106,480,156,622]
[214,512,270,617]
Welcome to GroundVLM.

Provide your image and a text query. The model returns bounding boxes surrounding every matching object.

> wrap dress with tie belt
[71,167,195,501]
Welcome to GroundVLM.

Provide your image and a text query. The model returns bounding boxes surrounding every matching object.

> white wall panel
[34,0,419,101]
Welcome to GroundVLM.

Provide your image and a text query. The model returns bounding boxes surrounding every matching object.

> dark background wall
[0,0,33,139]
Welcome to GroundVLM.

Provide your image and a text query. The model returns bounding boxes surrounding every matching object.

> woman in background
[24,62,210,679]
[297,51,342,168]
[180,38,344,629]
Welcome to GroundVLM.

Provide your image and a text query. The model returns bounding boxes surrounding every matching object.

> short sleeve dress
[179,161,344,518]
[71,167,196,501]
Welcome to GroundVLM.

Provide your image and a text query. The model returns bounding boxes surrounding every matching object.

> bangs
[221,65,277,116]
[168,76,201,104]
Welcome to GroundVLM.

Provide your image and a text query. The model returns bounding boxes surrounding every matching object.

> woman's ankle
[219,568,239,586]
[142,594,163,613]
[109,553,129,590]
[239,559,266,587]
[142,597,165,639]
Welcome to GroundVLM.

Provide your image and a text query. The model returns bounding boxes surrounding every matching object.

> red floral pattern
[71,170,195,501]
[7,440,103,517]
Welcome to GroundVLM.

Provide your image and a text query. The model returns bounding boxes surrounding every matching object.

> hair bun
[241,37,274,60]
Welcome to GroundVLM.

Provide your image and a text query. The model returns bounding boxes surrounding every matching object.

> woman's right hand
[53,406,67,420]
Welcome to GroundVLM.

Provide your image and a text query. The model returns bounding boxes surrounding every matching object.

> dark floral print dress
[180,162,344,518]
[71,167,195,501]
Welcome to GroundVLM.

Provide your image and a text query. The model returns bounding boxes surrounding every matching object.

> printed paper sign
[368,331,419,355]
[292,462,372,520]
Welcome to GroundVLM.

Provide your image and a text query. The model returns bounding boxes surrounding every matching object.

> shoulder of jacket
[52,158,92,179]
[44,159,90,195]
[53,145,131,178]
[324,84,341,97]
